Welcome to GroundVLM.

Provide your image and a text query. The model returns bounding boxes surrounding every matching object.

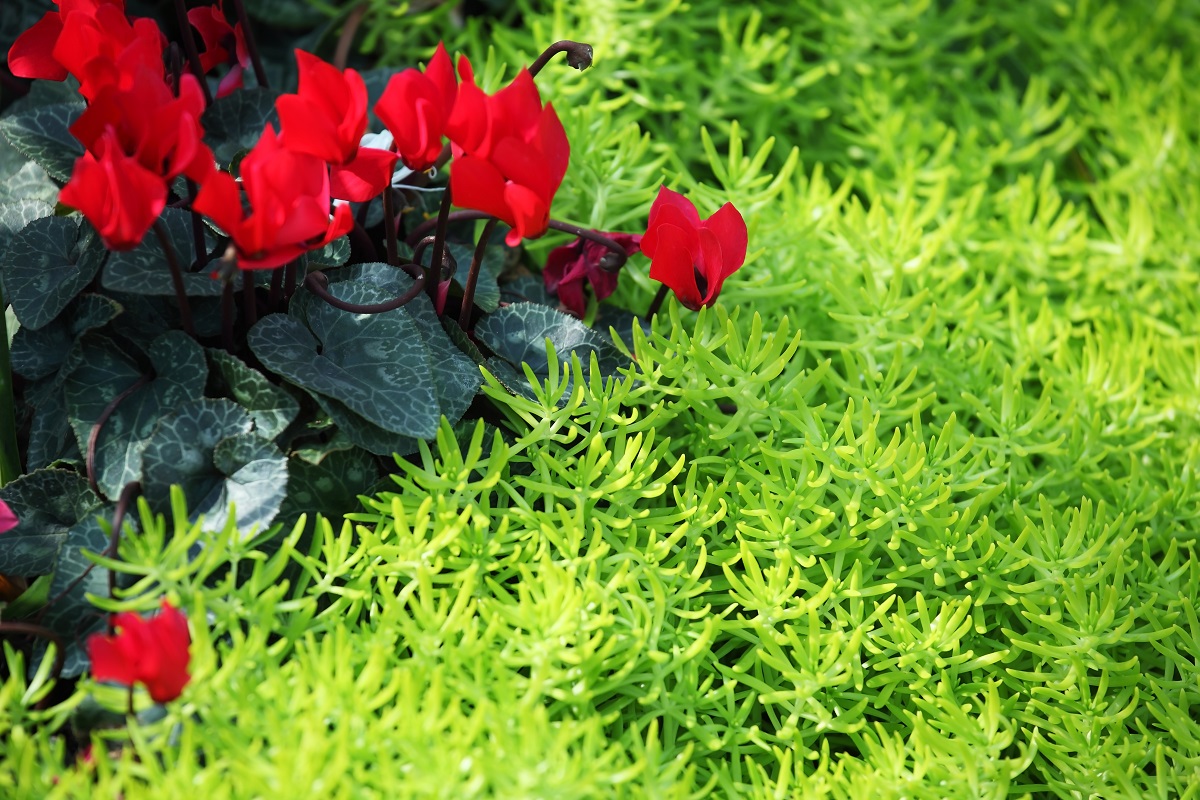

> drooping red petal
[647,222,703,310]
[192,168,245,240]
[7,12,68,80]
[187,5,234,73]
[702,202,747,281]
[501,181,549,245]
[450,155,515,225]
[59,134,166,250]
[642,201,698,259]
[330,147,399,202]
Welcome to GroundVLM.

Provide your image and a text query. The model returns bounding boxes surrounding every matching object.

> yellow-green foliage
[5,0,1200,796]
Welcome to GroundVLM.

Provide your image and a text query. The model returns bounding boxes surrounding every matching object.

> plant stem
[85,376,150,498]
[267,265,284,312]
[426,185,454,300]
[0,292,20,486]
[107,482,142,618]
[228,0,269,89]
[171,0,212,105]
[220,269,235,352]
[528,40,594,78]
[546,220,632,271]
[241,272,258,328]
[283,259,300,305]
[305,267,425,313]
[153,220,195,338]
[333,3,368,70]
[382,187,399,267]
[645,284,670,318]
[459,219,498,330]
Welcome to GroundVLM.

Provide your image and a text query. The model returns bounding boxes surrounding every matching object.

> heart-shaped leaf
[475,301,627,379]
[141,399,287,537]
[207,349,300,440]
[103,208,223,296]
[0,469,103,576]
[0,198,54,263]
[249,287,443,438]
[278,445,380,528]
[1,216,106,330]
[0,101,85,182]
[336,263,482,422]
[304,388,418,457]
[9,293,122,381]
[64,331,208,499]
[0,162,57,205]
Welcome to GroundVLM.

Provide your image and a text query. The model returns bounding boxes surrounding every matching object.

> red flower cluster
[375,47,570,246]
[8,0,218,249]
[87,600,191,704]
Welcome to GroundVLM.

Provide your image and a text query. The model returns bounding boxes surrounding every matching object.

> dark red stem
[458,218,498,330]
[152,220,195,338]
[528,41,594,78]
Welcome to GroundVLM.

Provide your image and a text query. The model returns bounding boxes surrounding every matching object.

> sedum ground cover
[5,0,1200,796]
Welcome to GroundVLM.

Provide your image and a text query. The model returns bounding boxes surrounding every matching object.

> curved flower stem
[382,187,399,267]
[87,376,151,498]
[106,481,142,617]
[406,209,487,246]
[333,3,368,71]
[171,0,212,105]
[459,218,499,331]
[545,220,631,271]
[283,259,301,305]
[0,286,20,486]
[0,622,65,690]
[152,220,195,339]
[528,40,594,78]
[185,180,208,269]
[426,185,454,301]
[228,0,269,89]
[645,284,670,319]
[305,266,425,313]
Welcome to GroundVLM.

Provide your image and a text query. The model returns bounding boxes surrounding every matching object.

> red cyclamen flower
[374,42,458,172]
[543,232,641,317]
[60,69,213,249]
[9,0,166,102]
[187,1,251,98]
[445,62,569,247]
[0,500,18,534]
[193,125,354,270]
[276,50,398,203]
[87,600,191,704]
[641,187,747,310]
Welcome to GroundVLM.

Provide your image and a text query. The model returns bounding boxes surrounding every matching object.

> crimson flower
[59,69,213,248]
[445,62,569,246]
[641,186,747,310]
[193,125,354,270]
[59,129,167,249]
[543,232,641,317]
[374,42,458,172]
[277,50,398,203]
[87,600,191,704]
[9,0,166,102]
[187,1,250,98]
[0,500,17,534]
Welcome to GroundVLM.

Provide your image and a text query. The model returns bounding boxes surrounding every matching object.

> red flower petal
[7,12,68,81]
[330,147,399,202]
[647,223,703,310]
[702,202,747,281]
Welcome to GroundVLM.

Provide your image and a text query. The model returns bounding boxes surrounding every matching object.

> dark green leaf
[35,514,110,678]
[207,349,300,440]
[305,388,418,458]
[500,274,559,307]
[278,445,380,528]
[306,235,351,268]
[1,216,105,329]
[475,302,627,377]
[0,102,85,182]
[102,207,223,296]
[0,162,57,205]
[25,378,81,470]
[10,293,122,380]
[442,240,504,312]
[64,331,208,499]
[248,290,443,438]
[0,198,54,266]
[200,89,279,168]
[0,469,103,576]
[336,263,482,421]
[242,0,326,30]
[141,399,287,537]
